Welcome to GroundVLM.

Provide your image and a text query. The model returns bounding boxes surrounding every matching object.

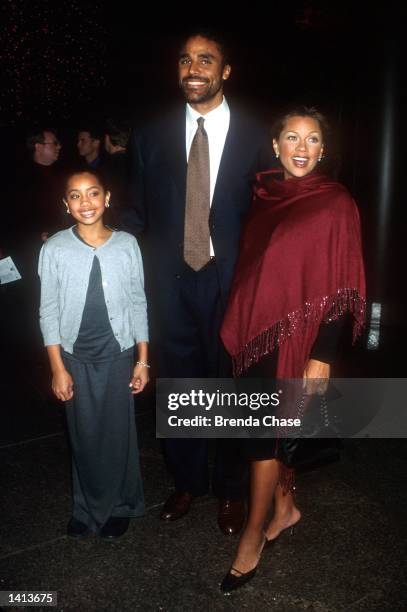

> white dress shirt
[185,97,230,255]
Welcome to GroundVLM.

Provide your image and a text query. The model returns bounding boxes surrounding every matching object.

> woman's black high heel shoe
[265,524,296,549]
[220,534,269,594]
[220,565,258,594]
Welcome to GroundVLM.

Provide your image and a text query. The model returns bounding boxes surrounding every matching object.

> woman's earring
[275,151,279,159]
[106,200,110,208]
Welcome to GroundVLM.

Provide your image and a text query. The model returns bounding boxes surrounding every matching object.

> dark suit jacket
[125,104,273,316]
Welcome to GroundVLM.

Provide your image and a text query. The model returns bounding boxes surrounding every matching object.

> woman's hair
[271,106,330,144]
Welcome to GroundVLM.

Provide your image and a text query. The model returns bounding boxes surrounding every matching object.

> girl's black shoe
[100,517,130,540]
[67,517,90,539]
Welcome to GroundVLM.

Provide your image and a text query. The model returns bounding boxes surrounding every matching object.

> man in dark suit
[103,119,131,212]
[77,126,105,170]
[126,30,273,533]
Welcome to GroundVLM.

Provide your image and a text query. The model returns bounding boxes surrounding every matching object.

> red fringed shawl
[220,170,366,378]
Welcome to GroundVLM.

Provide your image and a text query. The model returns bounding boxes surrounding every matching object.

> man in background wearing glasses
[2,128,66,364]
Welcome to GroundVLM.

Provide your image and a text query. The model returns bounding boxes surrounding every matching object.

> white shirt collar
[186,96,230,128]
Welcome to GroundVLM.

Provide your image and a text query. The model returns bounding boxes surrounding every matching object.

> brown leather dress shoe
[218,499,246,535]
[160,491,193,521]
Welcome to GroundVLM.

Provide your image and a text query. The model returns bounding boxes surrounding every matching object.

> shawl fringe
[232,288,366,377]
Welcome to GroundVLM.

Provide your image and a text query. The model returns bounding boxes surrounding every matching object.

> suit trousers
[154,260,247,498]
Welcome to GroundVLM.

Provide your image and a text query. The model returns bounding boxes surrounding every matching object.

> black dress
[239,319,344,463]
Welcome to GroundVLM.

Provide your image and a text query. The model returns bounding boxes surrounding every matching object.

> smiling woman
[272,107,329,180]
[219,105,366,593]
[273,116,324,179]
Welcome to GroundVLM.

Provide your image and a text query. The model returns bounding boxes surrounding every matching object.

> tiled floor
[1,338,406,611]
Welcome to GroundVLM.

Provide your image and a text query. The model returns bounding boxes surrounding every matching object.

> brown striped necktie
[184,117,210,271]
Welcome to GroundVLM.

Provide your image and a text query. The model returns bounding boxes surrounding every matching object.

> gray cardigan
[38,227,148,353]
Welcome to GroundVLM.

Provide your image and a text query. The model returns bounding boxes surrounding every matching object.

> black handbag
[277,391,343,470]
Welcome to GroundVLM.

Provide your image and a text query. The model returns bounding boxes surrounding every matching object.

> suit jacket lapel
[165,107,187,200]
[210,111,239,216]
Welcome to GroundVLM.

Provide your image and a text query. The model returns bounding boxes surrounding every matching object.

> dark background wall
[1,1,405,327]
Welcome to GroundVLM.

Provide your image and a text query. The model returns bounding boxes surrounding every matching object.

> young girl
[38,170,149,540]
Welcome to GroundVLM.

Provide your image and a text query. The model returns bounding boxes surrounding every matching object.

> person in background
[4,128,66,360]
[77,126,104,170]
[103,119,131,220]
[24,127,64,241]
[219,107,366,593]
